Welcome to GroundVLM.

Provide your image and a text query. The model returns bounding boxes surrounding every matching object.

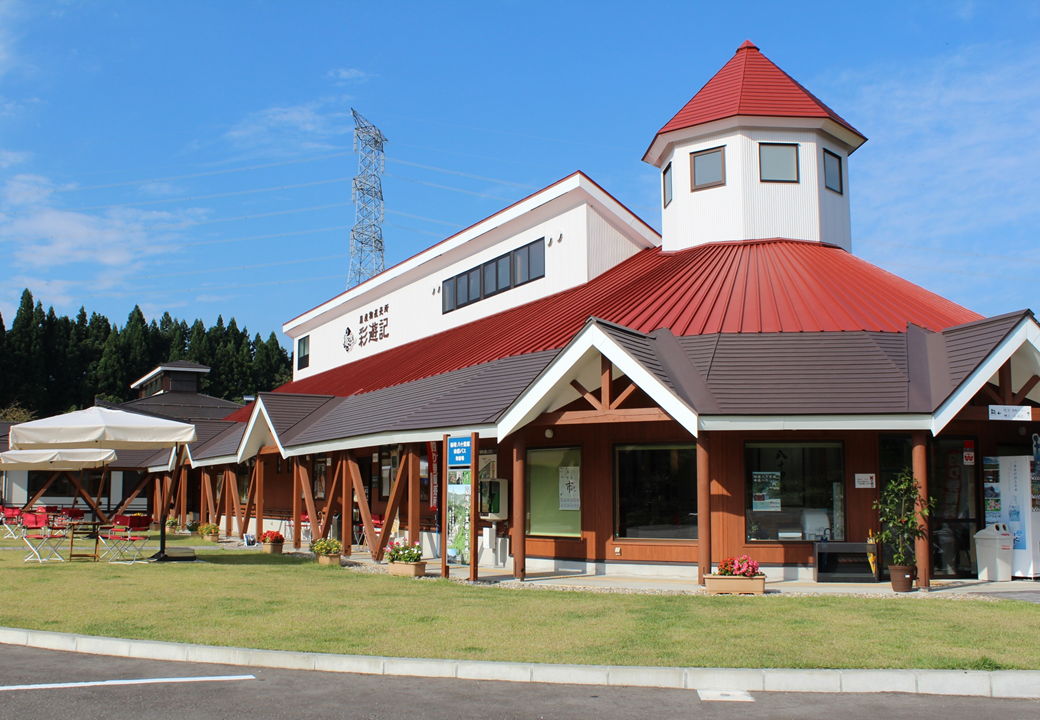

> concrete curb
[0,626,1038,698]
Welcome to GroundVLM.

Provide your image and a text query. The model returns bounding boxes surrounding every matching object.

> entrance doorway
[929,437,980,578]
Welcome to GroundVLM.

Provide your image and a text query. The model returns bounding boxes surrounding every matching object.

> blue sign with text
[447,436,472,467]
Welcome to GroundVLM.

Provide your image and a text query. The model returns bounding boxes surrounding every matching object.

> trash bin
[974,523,1013,582]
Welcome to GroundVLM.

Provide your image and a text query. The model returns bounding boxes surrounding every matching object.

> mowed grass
[0,549,1038,670]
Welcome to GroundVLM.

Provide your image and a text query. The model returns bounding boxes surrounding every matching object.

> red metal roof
[655,40,865,141]
[225,240,979,421]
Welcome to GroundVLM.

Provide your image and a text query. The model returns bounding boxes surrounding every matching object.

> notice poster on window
[559,466,580,510]
[752,471,781,511]
[478,447,497,480]
[984,456,1002,523]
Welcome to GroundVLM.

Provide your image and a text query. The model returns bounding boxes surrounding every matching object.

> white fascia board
[282,174,658,338]
[931,318,1040,435]
[496,324,700,440]
[190,453,238,469]
[130,365,209,389]
[235,398,286,463]
[282,425,498,458]
[699,415,934,432]
[146,447,179,473]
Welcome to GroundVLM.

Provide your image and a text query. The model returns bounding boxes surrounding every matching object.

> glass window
[823,149,843,194]
[236,465,251,503]
[759,143,799,183]
[745,442,844,542]
[297,336,310,371]
[483,261,498,297]
[467,268,481,303]
[380,446,400,500]
[929,437,979,577]
[527,446,581,537]
[662,163,673,207]
[615,444,697,540]
[514,244,529,285]
[455,272,468,308]
[691,147,725,190]
[442,278,455,313]
[497,255,511,291]
[529,238,545,280]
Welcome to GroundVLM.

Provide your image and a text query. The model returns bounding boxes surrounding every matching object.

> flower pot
[317,553,341,566]
[262,542,283,555]
[388,561,427,577]
[704,574,766,595]
[889,564,917,593]
[202,533,220,543]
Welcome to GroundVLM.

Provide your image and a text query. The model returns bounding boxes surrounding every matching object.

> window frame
[441,238,545,314]
[613,442,699,542]
[758,142,800,184]
[690,146,726,191]
[296,335,310,371]
[823,148,843,195]
[442,277,455,313]
[662,162,673,207]
[526,445,582,538]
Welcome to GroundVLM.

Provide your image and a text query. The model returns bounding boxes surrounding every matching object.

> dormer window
[823,149,843,194]
[662,163,673,207]
[690,147,725,191]
[759,143,799,183]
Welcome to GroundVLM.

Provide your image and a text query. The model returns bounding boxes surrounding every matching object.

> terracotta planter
[202,533,220,543]
[262,542,283,555]
[704,574,766,595]
[388,561,427,577]
[889,564,917,593]
[317,553,341,566]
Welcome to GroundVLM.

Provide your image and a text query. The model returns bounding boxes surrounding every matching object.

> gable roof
[120,392,242,422]
[655,40,865,143]
[227,239,979,423]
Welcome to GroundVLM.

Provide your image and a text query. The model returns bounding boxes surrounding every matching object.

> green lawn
[0,549,1037,670]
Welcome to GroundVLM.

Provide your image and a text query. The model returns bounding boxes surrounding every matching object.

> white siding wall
[295,203,592,380]
[586,206,647,279]
[661,126,852,252]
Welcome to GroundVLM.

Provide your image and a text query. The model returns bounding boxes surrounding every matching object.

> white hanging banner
[559,466,580,510]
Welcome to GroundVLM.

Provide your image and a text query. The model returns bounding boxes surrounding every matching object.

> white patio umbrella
[1,448,118,521]
[9,406,197,561]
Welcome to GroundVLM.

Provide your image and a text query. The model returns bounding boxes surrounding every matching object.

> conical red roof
[655,40,865,141]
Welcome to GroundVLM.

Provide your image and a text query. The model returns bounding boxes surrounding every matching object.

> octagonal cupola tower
[643,41,867,252]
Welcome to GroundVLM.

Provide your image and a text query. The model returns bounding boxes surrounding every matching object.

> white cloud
[138,182,183,197]
[0,147,28,167]
[327,67,371,85]
[2,173,53,206]
[224,99,353,156]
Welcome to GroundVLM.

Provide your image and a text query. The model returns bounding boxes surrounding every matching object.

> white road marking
[696,689,755,702]
[0,674,256,692]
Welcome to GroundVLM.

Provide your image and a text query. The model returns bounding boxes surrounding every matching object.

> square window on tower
[662,162,673,207]
[759,143,800,183]
[690,147,725,190]
[823,149,843,194]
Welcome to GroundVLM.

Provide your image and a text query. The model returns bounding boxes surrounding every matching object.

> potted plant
[705,554,766,595]
[185,520,200,536]
[874,467,934,592]
[311,537,342,566]
[197,523,221,542]
[386,540,426,577]
[260,530,285,554]
[165,516,180,532]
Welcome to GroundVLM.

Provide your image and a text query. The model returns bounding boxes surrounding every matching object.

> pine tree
[0,309,8,408]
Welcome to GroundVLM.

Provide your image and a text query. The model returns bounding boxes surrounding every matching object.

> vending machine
[982,440,1040,578]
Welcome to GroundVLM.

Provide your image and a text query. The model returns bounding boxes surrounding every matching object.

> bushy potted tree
[197,523,221,542]
[386,540,426,577]
[260,530,284,554]
[311,537,342,566]
[873,467,934,592]
[705,554,766,595]
[185,520,200,536]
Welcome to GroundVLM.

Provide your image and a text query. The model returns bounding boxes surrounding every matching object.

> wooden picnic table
[66,520,102,562]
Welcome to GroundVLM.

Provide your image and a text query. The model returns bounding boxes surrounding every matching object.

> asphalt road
[0,645,1036,720]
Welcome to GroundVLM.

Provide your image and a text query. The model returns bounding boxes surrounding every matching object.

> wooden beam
[469,432,479,583]
[570,379,602,411]
[292,459,302,549]
[601,356,612,411]
[531,407,672,426]
[213,470,226,531]
[512,437,526,581]
[205,469,218,522]
[697,432,711,585]
[22,471,61,510]
[1013,375,1040,405]
[241,464,256,539]
[64,470,108,524]
[999,361,1013,404]
[178,466,187,527]
[912,431,930,590]
[255,457,264,538]
[230,467,244,536]
[408,443,421,547]
[114,472,153,516]
[318,459,342,540]
[609,381,638,410]
[160,473,174,525]
[341,454,351,557]
[94,468,108,519]
[374,449,409,562]
[346,451,378,554]
[300,458,319,546]
[980,382,1002,405]
[441,434,449,579]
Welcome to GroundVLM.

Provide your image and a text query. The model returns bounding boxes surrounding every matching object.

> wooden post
[346,451,378,553]
[697,431,712,585]
[374,452,409,562]
[441,434,449,579]
[341,454,351,557]
[178,466,187,528]
[95,468,108,519]
[300,459,319,546]
[213,470,226,531]
[601,355,612,410]
[408,443,421,548]
[912,431,930,590]
[512,436,526,581]
[469,432,480,582]
[256,457,264,538]
[292,458,302,549]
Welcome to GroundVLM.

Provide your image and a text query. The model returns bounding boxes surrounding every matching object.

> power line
[858,238,1040,266]
[385,173,515,202]
[88,272,354,298]
[386,157,538,190]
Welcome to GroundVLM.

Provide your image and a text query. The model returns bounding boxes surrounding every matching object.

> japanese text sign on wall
[447,436,472,467]
[989,405,1032,421]
[344,303,390,354]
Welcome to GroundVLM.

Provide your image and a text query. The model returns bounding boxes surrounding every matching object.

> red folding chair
[22,512,65,563]
[1,507,22,539]
[103,515,151,564]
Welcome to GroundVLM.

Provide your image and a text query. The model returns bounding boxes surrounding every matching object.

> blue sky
[0,1,1038,344]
